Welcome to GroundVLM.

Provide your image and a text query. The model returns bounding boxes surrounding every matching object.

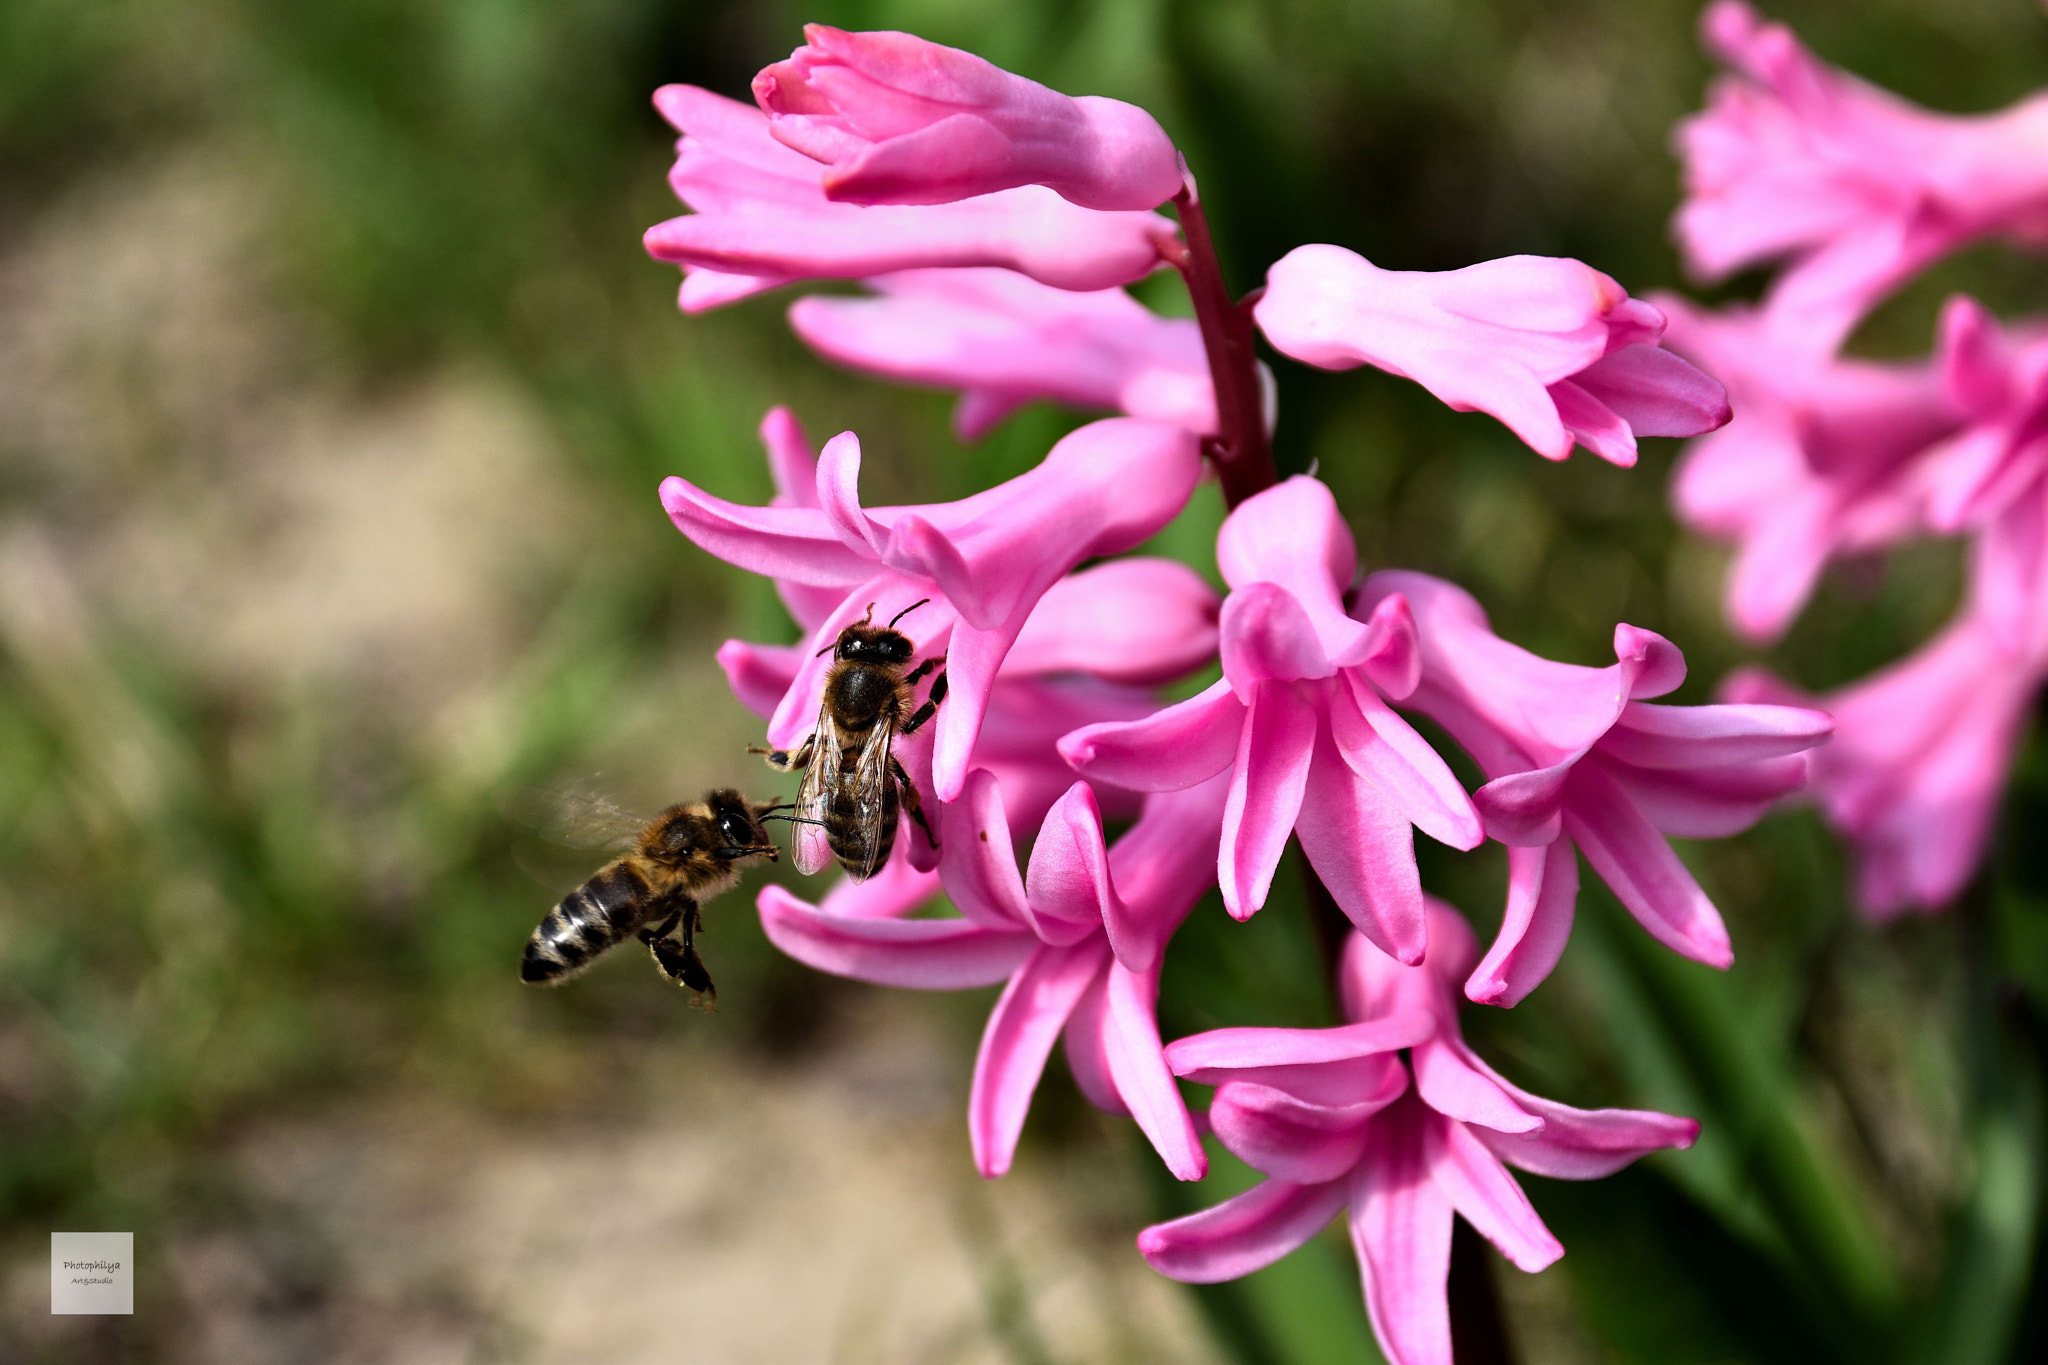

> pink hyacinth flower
[1658,294,1962,642]
[663,414,1202,804]
[1913,296,2048,546]
[760,771,1227,1179]
[1061,477,1484,965]
[1676,2,2048,353]
[1252,244,1729,467]
[1139,903,1697,1365]
[752,25,1182,212]
[1726,523,2048,919]
[643,85,1177,312]
[1357,571,1831,1005]
[788,269,1215,440]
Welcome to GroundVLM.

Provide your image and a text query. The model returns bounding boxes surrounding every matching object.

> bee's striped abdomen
[826,771,899,878]
[520,861,652,984]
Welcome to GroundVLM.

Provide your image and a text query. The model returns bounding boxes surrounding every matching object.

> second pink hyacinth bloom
[1062,477,1484,965]
[1361,571,1831,1005]
[1253,244,1729,466]
[1139,904,1697,1365]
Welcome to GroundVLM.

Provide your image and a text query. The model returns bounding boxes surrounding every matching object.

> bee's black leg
[899,672,948,736]
[750,734,815,772]
[891,757,937,850]
[903,656,941,686]
[636,906,682,947]
[646,896,716,1007]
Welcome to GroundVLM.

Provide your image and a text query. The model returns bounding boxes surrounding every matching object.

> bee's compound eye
[720,813,750,842]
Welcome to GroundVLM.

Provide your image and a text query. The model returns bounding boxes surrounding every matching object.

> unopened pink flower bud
[753,25,1183,211]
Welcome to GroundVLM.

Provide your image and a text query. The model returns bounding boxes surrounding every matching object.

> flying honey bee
[518,788,784,1004]
[755,600,946,881]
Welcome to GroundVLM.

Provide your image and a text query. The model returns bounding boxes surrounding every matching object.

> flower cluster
[1665,1,2048,917]
[642,22,1824,1364]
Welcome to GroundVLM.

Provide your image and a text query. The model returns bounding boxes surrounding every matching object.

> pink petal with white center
[1465,841,1579,1007]
[1101,962,1207,1179]
[1423,1114,1562,1272]
[1220,681,1318,922]
[1059,677,1246,792]
[937,768,1036,932]
[758,886,1033,988]
[969,936,1113,1178]
[1209,1077,1390,1183]
[1331,672,1483,850]
[1005,558,1219,684]
[1138,1178,1351,1284]
[1350,1096,1456,1365]
[1563,762,1734,968]
[1295,722,1427,964]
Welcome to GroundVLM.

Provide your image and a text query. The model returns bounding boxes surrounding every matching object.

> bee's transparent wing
[844,714,897,882]
[791,715,845,877]
[499,784,646,852]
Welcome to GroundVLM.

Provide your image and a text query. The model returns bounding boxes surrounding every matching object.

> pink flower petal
[1138,1178,1351,1284]
[658,476,877,586]
[1209,1077,1389,1183]
[1166,1017,1437,1082]
[1295,722,1427,964]
[1332,674,1485,851]
[1464,841,1580,1007]
[1410,1039,1541,1135]
[758,886,1034,988]
[1422,1114,1563,1272]
[969,937,1112,1177]
[937,768,1036,931]
[1059,677,1246,793]
[716,638,802,719]
[1220,682,1318,921]
[1101,774,1231,973]
[1101,962,1207,1180]
[1597,701,1834,770]
[1563,762,1735,969]
[1350,1096,1456,1365]
[1005,558,1219,685]
[1022,781,1120,945]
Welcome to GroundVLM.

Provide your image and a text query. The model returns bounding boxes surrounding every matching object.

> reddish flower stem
[1169,182,1277,510]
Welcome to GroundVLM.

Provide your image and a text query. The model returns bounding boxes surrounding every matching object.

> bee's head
[834,624,914,666]
[705,788,770,851]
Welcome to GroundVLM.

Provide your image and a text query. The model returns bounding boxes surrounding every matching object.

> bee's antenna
[815,639,836,657]
[887,598,932,629]
[857,602,876,626]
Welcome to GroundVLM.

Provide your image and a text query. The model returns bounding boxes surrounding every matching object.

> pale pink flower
[760,771,1227,1178]
[1358,572,1831,1005]
[1726,521,2048,918]
[753,25,1182,212]
[1676,1,2048,352]
[643,84,1177,311]
[1138,903,1697,1365]
[1913,297,2048,542]
[787,269,1215,440]
[1252,244,1728,466]
[662,414,1202,803]
[1658,294,1962,642]
[1060,477,1484,965]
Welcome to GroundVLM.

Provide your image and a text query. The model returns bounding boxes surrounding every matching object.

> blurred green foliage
[4,0,2048,1361]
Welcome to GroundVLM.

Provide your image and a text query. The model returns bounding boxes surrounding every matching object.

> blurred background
[3,0,2046,1360]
